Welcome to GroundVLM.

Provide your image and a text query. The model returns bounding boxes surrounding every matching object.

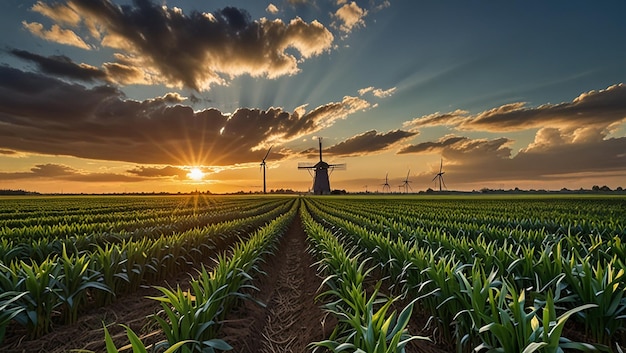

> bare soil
[219,214,332,352]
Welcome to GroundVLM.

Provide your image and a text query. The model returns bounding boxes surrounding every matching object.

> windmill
[298,137,346,195]
[400,169,412,193]
[432,158,447,191]
[381,172,391,193]
[260,146,272,194]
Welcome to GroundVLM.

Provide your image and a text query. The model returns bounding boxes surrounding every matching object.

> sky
[0,0,625,194]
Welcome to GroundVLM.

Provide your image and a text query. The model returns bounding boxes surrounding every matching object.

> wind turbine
[260,146,272,194]
[400,169,412,194]
[432,158,447,191]
[381,172,391,193]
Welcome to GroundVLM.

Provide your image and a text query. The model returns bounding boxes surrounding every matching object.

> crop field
[0,195,625,353]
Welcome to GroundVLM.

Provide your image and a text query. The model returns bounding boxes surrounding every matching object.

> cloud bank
[24,0,334,90]
[0,67,370,166]
[400,85,626,184]
[0,163,144,182]
[326,130,416,156]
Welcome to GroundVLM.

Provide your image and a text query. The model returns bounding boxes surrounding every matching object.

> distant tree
[617,186,623,191]
[600,185,612,192]
[592,185,600,192]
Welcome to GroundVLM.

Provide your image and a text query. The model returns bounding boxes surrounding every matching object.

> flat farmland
[1,195,625,352]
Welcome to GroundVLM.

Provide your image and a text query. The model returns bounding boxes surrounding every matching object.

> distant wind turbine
[260,146,272,194]
[432,158,447,191]
[381,172,391,193]
[400,169,412,194]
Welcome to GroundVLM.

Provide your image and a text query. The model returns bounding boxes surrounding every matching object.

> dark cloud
[397,135,467,154]
[0,149,18,155]
[404,84,626,134]
[464,84,626,132]
[403,110,467,130]
[30,163,75,177]
[127,165,188,178]
[399,85,626,186]
[9,49,107,82]
[0,67,368,166]
[29,0,334,90]
[399,135,626,185]
[0,163,144,182]
[326,130,417,156]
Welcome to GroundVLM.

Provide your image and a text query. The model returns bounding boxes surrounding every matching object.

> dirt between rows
[2,214,448,353]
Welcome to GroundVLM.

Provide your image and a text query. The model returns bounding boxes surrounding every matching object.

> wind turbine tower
[260,146,272,194]
[432,158,447,191]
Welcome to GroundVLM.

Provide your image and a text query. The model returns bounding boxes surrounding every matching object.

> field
[1,195,625,353]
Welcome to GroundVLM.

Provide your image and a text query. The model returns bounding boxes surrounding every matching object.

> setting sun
[187,167,204,181]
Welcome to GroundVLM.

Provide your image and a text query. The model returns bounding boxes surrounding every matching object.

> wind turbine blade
[432,175,438,182]
[262,146,273,162]
[440,158,443,173]
[441,176,447,190]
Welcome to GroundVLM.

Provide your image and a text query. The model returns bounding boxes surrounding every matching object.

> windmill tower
[432,158,447,191]
[260,146,272,194]
[381,172,391,193]
[400,169,412,193]
[298,137,345,195]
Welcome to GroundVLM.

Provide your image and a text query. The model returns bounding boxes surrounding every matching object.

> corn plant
[102,323,196,353]
[0,291,26,344]
[12,258,62,339]
[55,244,112,324]
[148,284,233,353]
[476,282,597,353]
[91,243,129,306]
[314,281,426,353]
[565,258,626,344]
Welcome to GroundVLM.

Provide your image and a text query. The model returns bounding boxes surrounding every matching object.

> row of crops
[1,195,625,352]
[0,195,295,344]
[302,196,626,352]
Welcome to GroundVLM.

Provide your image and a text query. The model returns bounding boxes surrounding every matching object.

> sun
[187,167,205,181]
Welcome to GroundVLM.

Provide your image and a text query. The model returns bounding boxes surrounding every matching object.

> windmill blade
[329,163,346,170]
[262,146,273,162]
[298,163,317,169]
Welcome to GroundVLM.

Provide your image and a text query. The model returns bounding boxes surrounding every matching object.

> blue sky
[0,0,625,193]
